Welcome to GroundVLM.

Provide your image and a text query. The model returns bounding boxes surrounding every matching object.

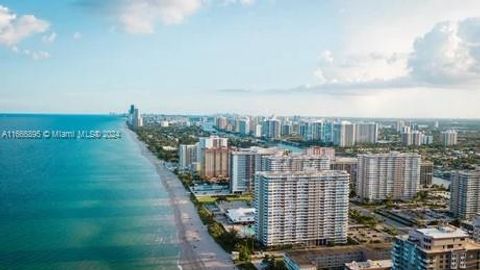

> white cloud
[73,31,82,39]
[42,32,56,44]
[31,50,50,61]
[220,0,255,6]
[80,0,255,34]
[313,50,408,85]
[11,45,50,60]
[118,0,202,34]
[408,18,480,85]
[0,5,49,46]
[310,17,480,91]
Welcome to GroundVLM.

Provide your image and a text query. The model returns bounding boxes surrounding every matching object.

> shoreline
[127,128,236,270]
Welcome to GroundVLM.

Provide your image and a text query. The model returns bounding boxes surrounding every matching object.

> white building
[450,170,480,220]
[355,122,379,144]
[229,147,281,193]
[356,152,421,202]
[333,121,355,147]
[261,154,330,172]
[441,130,458,146]
[226,208,255,224]
[254,170,349,247]
[178,144,197,170]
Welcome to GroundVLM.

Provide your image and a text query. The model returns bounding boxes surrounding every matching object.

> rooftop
[414,226,468,239]
[256,169,349,178]
[345,259,392,270]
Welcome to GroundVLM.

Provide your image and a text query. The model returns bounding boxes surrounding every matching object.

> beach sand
[130,129,236,270]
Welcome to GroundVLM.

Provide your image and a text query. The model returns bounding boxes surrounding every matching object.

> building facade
[450,170,480,220]
[441,130,458,146]
[356,152,421,202]
[178,144,197,170]
[254,170,349,247]
[304,146,335,160]
[355,122,379,145]
[420,161,433,187]
[392,226,480,270]
[261,154,331,172]
[229,147,281,193]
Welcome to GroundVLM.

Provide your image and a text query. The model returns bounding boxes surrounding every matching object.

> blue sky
[1,0,480,118]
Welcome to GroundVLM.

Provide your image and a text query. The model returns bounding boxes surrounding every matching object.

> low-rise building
[284,244,391,270]
[345,260,392,270]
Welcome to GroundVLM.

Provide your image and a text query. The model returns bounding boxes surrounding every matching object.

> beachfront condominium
[178,144,198,171]
[127,105,143,130]
[333,121,355,147]
[356,152,421,202]
[203,148,230,180]
[261,154,331,172]
[354,122,379,144]
[254,170,349,247]
[196,136,229,180]
[450,170,480,220]
[441,130,458,146]
[229,147,282,194]
[392,225,480,270]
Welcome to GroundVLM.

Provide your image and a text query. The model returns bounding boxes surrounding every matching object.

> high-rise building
[132,108,143,129]
[178,144,197,171]
[203,148,230,180]
[238,118,250,135]
[355,122,379,144]
[322,121,334,143]
[401,130,423,146]
[333,121,355,147]
[254,170,349,247]
[262,118,281,139]
[421,135,434,145]
[392,226,480,270]
[304,146,336,160]
[332,157,358,193]
[215,116,228,130]
[299,120,324,141]
[281,122,293,137]
[356,152,421,202]
[450,170,480,220]
[196,136,229,179]
[472,215,480,243]
[395,121,406,132]
[441,130,458,146]
[254,124,262,138]
[229,147,281,193]
[261,154,330,172]
[420,161,433,187]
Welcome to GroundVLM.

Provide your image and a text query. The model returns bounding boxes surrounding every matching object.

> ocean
[0,114,179,269]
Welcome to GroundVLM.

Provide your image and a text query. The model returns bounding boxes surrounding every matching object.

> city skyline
[2,1,480,118]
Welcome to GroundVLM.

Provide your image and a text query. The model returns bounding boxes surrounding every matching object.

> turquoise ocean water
[0,115,179,270]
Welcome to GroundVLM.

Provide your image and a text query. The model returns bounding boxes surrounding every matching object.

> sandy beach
[130,129,236,270]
